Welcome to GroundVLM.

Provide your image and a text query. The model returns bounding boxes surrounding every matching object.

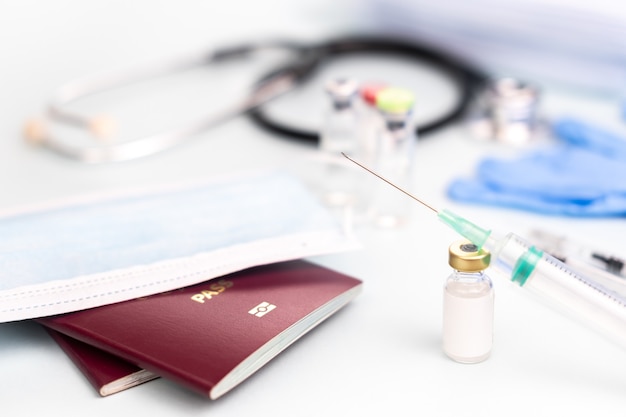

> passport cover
[44,329,158,396]
[39,260,362,399]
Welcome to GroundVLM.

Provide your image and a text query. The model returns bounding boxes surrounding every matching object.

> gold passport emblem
[248,302,276,317]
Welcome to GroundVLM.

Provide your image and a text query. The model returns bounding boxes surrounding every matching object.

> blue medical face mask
[0,170,358,322]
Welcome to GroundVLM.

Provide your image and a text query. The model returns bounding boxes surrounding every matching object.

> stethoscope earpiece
[87,115,117,141]
[23,118,48,146]
[23,114,117,151]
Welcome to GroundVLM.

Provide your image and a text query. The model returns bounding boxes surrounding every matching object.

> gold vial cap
[448,239,491,272]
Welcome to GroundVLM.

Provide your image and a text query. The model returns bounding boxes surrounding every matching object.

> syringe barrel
[488,233,626,349]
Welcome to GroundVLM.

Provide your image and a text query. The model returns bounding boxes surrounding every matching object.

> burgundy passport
[45,329,158,396]
[39,260,362,399]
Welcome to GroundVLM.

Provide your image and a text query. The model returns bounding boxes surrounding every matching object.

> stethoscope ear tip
[22,114,118,149]
[23,117,47,146]
[88,115,117,141]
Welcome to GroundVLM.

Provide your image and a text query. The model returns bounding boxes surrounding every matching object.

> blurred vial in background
[315,78,363,230]
[467,77,542,146]
[319,78,361,207]
[357,81,388,166]
[370,87,416,228]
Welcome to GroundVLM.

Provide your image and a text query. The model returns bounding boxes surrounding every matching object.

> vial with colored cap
[357,81,387,165]
[443,239,494,363]
[371,87,416,227]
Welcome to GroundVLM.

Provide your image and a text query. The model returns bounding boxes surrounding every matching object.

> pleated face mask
[0,170,358,322]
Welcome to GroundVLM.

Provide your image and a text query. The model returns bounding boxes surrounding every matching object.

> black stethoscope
[23,35,488,163]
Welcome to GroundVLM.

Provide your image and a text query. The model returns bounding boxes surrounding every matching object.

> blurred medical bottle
[357,82,387,165]
[443,240,494,364]
[371,87,416,227]
[467,77,541,146]
[318,78,360,210]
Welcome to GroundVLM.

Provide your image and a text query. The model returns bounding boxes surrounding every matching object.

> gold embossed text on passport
[190,279,234,303]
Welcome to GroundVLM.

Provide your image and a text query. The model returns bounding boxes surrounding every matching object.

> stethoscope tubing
[247,35,488,143]
[30,35,487,163]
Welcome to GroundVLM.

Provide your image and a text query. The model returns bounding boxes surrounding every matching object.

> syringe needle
[342,152,492,249]
[341,152,438,213]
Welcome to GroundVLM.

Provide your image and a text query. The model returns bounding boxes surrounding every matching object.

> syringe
[343,152,626,349]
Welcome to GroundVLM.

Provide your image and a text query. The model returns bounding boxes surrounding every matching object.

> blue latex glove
[553,117,626,159]
[448,118,626,216]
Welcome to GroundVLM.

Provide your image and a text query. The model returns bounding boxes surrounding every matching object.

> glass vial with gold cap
[371,87,416,228]
[443,239,494,363]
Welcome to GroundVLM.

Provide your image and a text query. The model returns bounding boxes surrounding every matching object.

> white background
[1,1,626,416]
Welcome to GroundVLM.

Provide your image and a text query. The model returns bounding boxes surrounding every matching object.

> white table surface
[2,1,626,416]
